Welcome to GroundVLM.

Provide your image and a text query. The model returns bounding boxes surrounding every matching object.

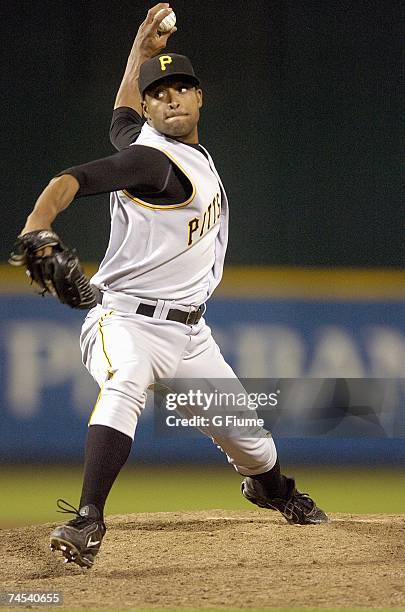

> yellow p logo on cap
[159,55,173,71]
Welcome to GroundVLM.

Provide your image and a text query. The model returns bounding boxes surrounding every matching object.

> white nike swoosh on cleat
[87,537,100,547]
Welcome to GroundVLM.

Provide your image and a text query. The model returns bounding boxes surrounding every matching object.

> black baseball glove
[9,230,97,309]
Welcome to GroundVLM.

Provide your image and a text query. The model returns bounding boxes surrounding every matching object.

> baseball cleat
[241,476,329,525]
[49,499,106,569]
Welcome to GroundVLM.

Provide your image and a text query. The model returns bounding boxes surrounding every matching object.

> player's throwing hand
[135,3,177,60]
[113,4,177,113]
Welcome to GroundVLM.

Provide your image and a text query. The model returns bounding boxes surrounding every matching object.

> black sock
[79,424,132,517]
[249,458,290,499]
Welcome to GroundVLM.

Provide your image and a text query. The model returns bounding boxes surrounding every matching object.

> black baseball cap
[139,53,200,97]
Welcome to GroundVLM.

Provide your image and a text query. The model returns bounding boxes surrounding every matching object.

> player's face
[142,79,203,144]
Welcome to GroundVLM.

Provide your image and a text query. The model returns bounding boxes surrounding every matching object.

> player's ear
[196,88,203,109]
[142,99,151,122]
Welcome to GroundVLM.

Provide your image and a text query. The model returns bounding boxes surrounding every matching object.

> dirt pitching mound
[0,510,404,609]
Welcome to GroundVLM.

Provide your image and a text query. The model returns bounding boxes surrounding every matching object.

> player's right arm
[111,3,176,151]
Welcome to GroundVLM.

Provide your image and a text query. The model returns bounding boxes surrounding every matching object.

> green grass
[0,465,404,527]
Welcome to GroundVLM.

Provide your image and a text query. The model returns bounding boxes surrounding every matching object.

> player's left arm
[9,174,94,308]
[19,145,171,235]
[20,175,80,235]
[10,147,183,307]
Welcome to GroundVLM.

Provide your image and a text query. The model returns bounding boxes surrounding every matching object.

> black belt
[95,290,205,325]
[136,302,205,325]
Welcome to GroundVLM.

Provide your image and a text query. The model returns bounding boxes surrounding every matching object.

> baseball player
[13,4,327,569]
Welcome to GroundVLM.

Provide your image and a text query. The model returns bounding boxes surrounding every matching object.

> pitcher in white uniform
[19,4,327,569]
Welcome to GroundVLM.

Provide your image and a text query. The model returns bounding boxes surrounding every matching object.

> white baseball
[156,9,176,33]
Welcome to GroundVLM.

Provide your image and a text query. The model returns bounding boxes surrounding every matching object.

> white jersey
[90,123,229,305]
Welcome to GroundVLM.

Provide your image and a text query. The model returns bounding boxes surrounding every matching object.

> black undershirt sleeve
[57,145,172,198]
[58,104,204,205]
[56,144,194,205]
[109,107,144,151]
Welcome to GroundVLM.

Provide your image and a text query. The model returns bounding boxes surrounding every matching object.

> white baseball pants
[80,292,277,476]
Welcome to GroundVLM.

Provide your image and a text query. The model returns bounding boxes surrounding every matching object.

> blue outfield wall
[0,294,404,464]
